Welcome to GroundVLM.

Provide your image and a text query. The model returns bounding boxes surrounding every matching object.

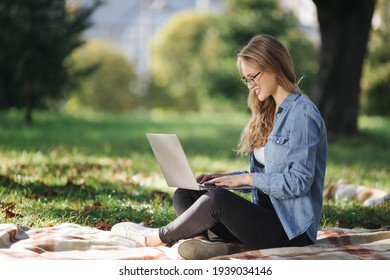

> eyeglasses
[241,71,261,87]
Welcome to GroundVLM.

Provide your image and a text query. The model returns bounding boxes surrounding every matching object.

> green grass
[0,109,389,230]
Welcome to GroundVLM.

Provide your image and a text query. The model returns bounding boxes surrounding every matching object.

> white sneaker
[177,239,228,260]
[111,222,154,246]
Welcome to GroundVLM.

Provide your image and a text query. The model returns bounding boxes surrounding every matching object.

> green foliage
[151,0,318,110]
[0,110,389,229]
[361,0,390,115]
[280,30,319,97]
[0,0,101,122]
[224,0,292,44]
[152,12,223,110]
[65,40,139,112]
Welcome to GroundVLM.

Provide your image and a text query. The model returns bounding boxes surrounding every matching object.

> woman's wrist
[246,173,254,186]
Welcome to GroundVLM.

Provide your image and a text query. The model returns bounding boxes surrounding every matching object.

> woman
[111,34,328,259]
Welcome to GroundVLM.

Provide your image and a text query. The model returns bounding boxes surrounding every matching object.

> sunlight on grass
[0,110,389,229]
[359,115,387,130]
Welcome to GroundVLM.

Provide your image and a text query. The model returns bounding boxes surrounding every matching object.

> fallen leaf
[2,202,17,218]
[5,208,16,218]
[95,219,112,231]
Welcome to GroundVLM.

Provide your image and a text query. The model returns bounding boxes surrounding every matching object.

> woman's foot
[177,239,228,260]
[111,222,162,247]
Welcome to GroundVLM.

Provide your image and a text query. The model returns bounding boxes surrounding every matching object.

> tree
[312,0,377,135]
[66,40,138,112]
[0,0,101,124]
[151,0,317,111]
[151,12,219,111]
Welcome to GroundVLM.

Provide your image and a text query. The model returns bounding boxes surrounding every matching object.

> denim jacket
[233,93,327,243]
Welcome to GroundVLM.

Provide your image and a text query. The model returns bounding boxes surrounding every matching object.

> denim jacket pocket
[266,135,289,165]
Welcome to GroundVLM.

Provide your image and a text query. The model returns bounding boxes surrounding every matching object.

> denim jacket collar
[278,92,300,111]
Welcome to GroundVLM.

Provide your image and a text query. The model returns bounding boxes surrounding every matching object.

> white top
[253,147,265,165]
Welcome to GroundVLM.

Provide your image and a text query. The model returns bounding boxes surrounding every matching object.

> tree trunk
[312,0,376,135]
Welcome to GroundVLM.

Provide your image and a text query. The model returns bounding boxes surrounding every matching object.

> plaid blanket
[214,227,390,260]
[0,223,389,260]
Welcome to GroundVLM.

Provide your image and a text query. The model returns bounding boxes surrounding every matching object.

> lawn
[0,109,389,230]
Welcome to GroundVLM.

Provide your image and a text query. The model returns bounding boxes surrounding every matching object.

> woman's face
[240,61,278,102]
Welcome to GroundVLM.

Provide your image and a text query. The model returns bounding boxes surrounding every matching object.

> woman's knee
[173,188,207,215]
[173,188,189,200]
[206,188,231,205]
[173,188,202,201]
[173,188,230,207]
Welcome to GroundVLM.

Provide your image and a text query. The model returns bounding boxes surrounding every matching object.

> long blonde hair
[236,34,301,155]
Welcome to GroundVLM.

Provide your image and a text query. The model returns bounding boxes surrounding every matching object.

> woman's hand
[206,174,254,188]
[196,173,226,185]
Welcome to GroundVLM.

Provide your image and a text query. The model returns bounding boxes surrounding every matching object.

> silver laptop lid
[146,133,200,190]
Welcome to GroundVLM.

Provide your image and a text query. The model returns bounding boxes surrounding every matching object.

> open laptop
[146,133,254,191]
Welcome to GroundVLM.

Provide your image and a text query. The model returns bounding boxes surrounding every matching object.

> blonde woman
[112,34,328,259]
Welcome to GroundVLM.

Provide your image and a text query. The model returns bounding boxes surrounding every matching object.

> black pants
[159,188,313,249]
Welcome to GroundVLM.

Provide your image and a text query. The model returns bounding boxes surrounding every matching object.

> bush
[65,40,139,113]
[150,1,318,111]
[361,0,390,116]
[363,66,390,115]
[151,12,230,111]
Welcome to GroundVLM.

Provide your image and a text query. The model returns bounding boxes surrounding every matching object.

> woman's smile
[254,87,265,100]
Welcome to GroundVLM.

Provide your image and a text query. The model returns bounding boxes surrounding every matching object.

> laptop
[146,133,254,191]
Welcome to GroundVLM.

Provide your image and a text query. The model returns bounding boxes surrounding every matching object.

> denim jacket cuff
[253,172,272,195]
[229,170,249,175]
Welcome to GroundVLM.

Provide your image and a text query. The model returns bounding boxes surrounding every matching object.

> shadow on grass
[325,128,390,189]
[321,199,390,230]
[328,130,390,167]
[0,174,174,228]
[1,111,389,229]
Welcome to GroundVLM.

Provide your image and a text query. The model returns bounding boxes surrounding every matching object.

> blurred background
[1,0,388,129]
[0,0,389,229]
